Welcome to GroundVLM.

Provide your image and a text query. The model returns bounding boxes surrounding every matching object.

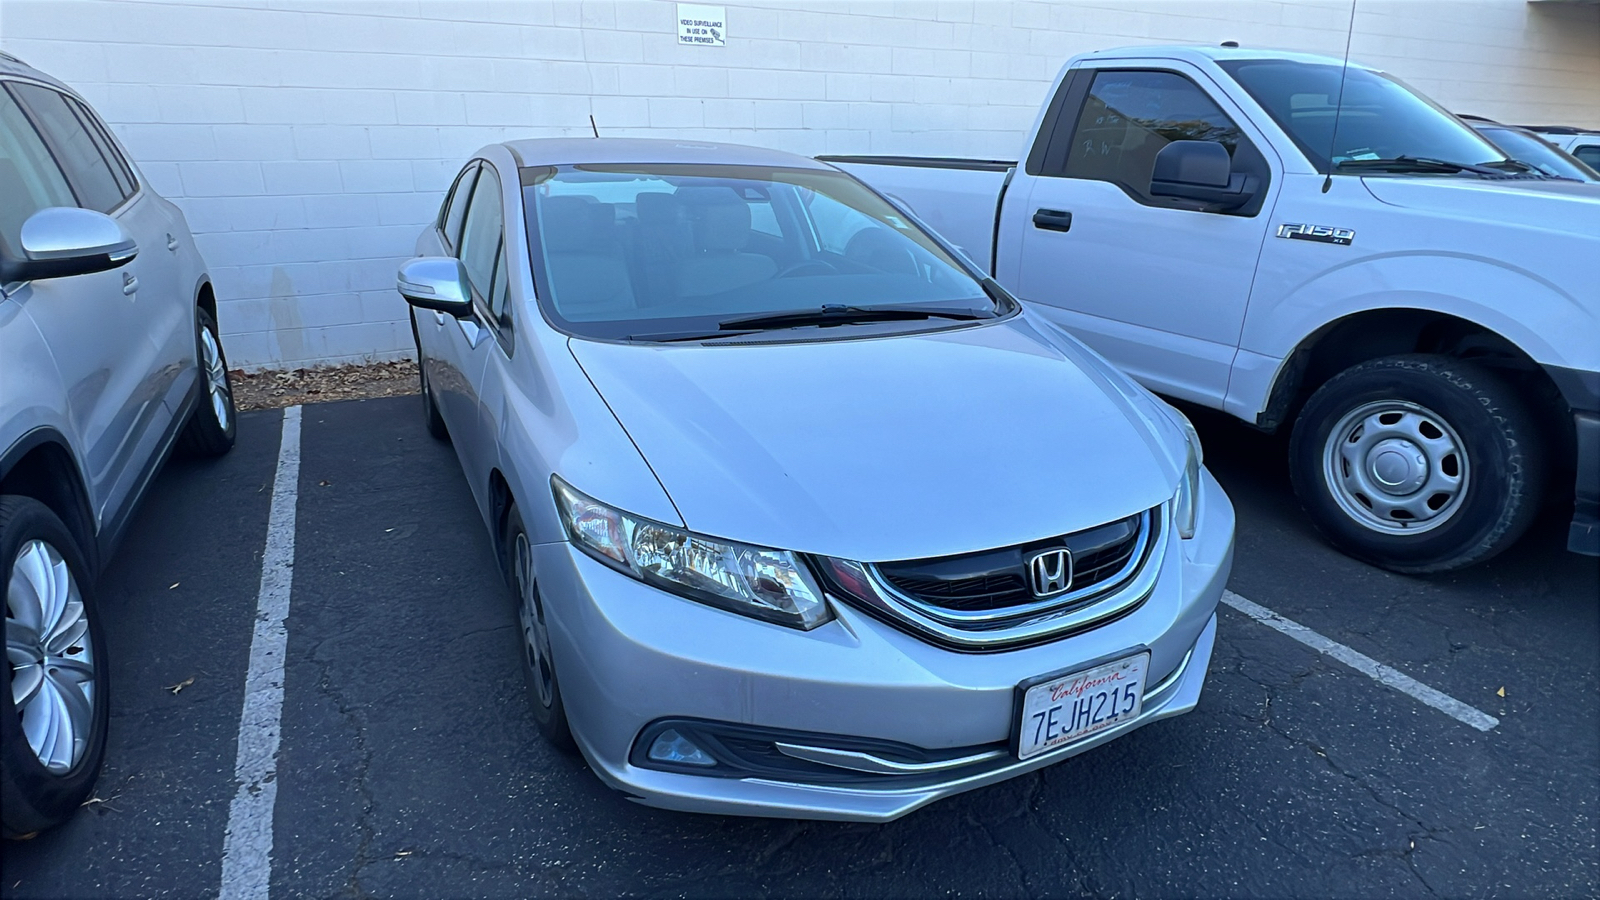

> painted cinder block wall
[2,0,1597,369]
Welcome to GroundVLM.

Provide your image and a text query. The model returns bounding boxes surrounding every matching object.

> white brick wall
[2,0,1596,369]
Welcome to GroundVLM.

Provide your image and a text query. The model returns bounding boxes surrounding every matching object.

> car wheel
[177,307,237,457]
[1289,354,1545,573]
[504,503,576,753]
[1,496,109,837]
[411,316,448,442]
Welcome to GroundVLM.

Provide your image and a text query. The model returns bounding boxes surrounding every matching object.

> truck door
[1008,63,1280,406]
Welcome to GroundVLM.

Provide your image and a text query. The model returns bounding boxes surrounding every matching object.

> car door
[440,161,515,513]
[1008,63,1280,406]
[1,82,158,528]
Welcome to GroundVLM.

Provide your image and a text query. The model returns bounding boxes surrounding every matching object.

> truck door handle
[166,233,179,251]
[122,273,138,295]
[1032,209,1073,232]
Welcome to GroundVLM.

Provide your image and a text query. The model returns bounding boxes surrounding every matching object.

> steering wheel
[774,260,839,278]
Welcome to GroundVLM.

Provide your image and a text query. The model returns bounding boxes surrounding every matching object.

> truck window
[1051,69,1265,213]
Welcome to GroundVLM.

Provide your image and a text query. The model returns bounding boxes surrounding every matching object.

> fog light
[647,728,716,767]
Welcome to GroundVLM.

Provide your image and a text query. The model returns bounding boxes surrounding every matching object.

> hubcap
[6,540,96,773]
[201,326,232,431]
[514,533,555,709]
[1322,400,1469,535]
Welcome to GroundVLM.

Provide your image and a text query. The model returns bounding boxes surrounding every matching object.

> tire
[411,315,448,442]
[503,503,576,753]
[1,496,110,837]
[177,307,237,458]
[1289,354,1545,573]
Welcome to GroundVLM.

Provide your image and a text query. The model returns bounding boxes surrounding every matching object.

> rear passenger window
[9,83,128,213]
[1054,69,1267,212]
[0,88,77,255]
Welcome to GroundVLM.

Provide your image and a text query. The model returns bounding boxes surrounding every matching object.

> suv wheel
[1289,354,1545,573]
[178,307,237,457]
[1,496,109,837]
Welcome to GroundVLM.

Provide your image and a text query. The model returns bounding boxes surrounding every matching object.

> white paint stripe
[220,406,301,900]
[1221,590,1498,732]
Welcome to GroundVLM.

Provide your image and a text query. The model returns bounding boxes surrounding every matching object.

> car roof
[504,137,831,171]
[0,53,75,93]
[1079,44,1378,72]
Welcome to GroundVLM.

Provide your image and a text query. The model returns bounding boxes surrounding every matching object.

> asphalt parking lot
[4,395,1596,899]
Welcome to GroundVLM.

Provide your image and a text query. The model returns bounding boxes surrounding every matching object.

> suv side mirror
[397,257,473,317]
[1150,141,1258,210]
[2,207,138,282]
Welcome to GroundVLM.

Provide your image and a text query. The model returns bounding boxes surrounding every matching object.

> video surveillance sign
[677,4,726,46]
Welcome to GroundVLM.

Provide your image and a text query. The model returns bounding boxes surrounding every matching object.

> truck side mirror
[1150,141,1258,211]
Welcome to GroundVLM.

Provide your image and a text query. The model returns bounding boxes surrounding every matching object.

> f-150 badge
[1277,223,1355,245]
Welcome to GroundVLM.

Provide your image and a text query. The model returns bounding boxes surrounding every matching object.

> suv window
[440,163,478,251]
[0,87,76,254]
[1052,69,1267,212]
[457,166,511,328]
[8,82,130,214]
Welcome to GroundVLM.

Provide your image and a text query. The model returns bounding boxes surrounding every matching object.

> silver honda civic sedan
[399,138,1234,822]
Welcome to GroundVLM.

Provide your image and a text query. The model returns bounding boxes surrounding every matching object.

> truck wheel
[177,307,237,457]
[1,496,110,837]
[1289,354,1545,573]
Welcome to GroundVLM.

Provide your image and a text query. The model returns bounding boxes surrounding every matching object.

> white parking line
[1221,590,1499,732]
[220,406,302,900]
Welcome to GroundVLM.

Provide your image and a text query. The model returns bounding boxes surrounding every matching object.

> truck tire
[2,496,109,837]
[1289,354,1545,573]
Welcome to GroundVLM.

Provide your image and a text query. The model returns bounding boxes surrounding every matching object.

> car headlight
[1168,407,1203,540]
[552,477,832,630]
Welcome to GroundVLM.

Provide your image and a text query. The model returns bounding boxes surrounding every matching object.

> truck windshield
[521,164,997,341]
[1218,59,1509,174]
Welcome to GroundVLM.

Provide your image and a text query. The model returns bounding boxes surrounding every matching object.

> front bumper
[532,471,1234,822]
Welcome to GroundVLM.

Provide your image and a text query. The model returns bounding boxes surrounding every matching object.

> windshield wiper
[1335,156,1512,177]
[717,304,994,332]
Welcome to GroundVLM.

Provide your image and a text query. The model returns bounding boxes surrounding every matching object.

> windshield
[521,164,997,341]
[1218,59,1509,173]
[1474,126,1599,182]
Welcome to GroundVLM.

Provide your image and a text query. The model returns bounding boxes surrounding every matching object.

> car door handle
[166,233,179,251]
[122,273,138,295]
[1032,209,1073,232]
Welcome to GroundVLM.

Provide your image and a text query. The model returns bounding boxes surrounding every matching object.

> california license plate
[1015,652,1150,760]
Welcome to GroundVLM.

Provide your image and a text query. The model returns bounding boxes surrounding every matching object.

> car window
[70,96,136,197]
[0,87,77,254]
[1574,145,1600,169]
[8,82,128,214]
[440,163,478,251]
[1475,126,1598,181]
[1057,69,1257,208]
[525,163,996,341]
[457,165,508,323]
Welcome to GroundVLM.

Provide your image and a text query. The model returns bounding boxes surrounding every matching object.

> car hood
[1361,176,1600,231]
[568,316,1179,563]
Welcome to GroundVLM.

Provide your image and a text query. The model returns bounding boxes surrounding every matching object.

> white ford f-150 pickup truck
[830,45,1599,573]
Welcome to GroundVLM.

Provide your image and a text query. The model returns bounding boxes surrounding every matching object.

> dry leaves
[166,676,196,695]
[230,360,419,411]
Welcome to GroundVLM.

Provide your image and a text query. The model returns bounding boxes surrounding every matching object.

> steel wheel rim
[1321,399,1470,535]
[6,539,96,773]
[514,532,555,709]
[201,325,232,431]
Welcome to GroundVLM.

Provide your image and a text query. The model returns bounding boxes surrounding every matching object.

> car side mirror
[1150,140,1258,210]
[1,207,138,282]
[397,257,473,317]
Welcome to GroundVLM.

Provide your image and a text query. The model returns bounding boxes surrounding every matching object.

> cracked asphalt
[4,395,1596,899]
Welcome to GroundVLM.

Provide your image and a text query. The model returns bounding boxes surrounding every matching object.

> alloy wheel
[6,539,97,773]
[201,325,232,431]
[514,532,555,709]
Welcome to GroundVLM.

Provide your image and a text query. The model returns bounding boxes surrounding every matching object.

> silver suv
[1,53,236,835]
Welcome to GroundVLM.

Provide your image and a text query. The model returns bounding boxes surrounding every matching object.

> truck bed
[819,155,1015,274]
